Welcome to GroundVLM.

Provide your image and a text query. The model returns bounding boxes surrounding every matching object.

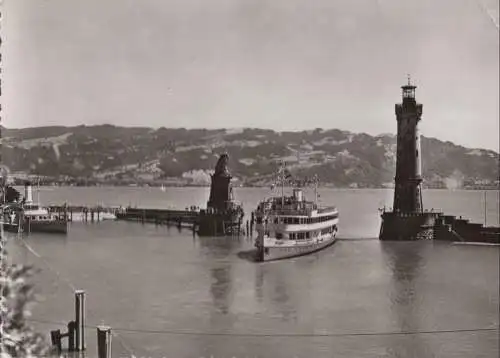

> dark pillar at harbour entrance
[198,153,244,236]
[207,153,234,212]
[393,76,423,213]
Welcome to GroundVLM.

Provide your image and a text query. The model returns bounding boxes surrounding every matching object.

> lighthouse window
[416,150,419,157]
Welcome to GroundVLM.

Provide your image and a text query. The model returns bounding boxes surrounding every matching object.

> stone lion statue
[214,153,230,177]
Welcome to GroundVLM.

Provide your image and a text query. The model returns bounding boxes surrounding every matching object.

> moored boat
[254,164,339,262]
[1,182,68,234]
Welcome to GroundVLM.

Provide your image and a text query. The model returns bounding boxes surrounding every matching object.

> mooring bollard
[50,320,76,352]
[75,290,86,351]
[97,325,112,358]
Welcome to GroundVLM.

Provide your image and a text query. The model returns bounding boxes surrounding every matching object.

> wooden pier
[46,204,246,235]
[115,207,200,228]
[47,205,123,222]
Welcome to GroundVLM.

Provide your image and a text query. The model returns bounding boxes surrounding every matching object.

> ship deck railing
[259,206,338,217]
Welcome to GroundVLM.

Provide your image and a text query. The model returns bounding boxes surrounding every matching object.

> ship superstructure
[254,163,339,261]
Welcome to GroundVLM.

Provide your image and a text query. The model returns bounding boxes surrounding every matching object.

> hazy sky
[3,0,499,150]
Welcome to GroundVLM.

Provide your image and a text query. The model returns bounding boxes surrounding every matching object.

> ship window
[306,232,310,239]
[276,232,283,239]
[294,218,299,224]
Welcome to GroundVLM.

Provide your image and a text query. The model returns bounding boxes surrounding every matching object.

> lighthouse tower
[393,76,423,213]
[379,77,435,241]
[379,77,500,243]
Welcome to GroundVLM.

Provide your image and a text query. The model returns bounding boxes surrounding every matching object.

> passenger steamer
[254,166,339,262]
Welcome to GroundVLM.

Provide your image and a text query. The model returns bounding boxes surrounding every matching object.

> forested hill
[1,125,498,188]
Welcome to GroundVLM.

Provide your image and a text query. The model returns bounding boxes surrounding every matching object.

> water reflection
[380,242,433,357]
[254,265,264,303]
[198,236,237,318]
[195,237,238,357]
[271,265,297,323]
[210,266,233,315]
[254,262,299,324]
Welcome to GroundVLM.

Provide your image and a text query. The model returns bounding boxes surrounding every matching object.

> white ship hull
[256,223,338,262]
[258,231,337,262]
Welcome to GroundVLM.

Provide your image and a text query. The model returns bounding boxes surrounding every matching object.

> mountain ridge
[1,125,498,189]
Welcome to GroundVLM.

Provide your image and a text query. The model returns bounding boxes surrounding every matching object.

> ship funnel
[293,188,303,202]
[24,181,33,203]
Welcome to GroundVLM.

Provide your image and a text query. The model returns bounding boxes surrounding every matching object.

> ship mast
[313,174,319,206]
[281,161,285,207]
[314,176,318,205]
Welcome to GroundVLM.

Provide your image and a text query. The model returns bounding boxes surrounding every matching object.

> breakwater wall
[379,210,500,244]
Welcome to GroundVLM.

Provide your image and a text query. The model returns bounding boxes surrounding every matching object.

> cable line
[27,318,498,338]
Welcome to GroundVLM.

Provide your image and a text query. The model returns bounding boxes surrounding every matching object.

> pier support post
[75,290,86,351]
[50,320,76,353]
[97,325,112,358]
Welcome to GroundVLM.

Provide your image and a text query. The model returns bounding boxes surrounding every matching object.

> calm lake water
[5,187,500,358]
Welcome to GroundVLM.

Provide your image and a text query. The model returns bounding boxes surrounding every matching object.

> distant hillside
[1,125,498,188]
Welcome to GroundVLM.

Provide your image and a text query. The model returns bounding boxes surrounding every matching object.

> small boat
[254,164,339,262]
[1,182,68,234]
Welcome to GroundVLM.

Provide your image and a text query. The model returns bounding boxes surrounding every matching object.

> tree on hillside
[0,235,51,357]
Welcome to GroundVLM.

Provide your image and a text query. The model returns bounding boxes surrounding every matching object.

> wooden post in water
[75,290,86,351]
[97,325,112,358]
[67,321,76,351]
[484,190,487,227]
